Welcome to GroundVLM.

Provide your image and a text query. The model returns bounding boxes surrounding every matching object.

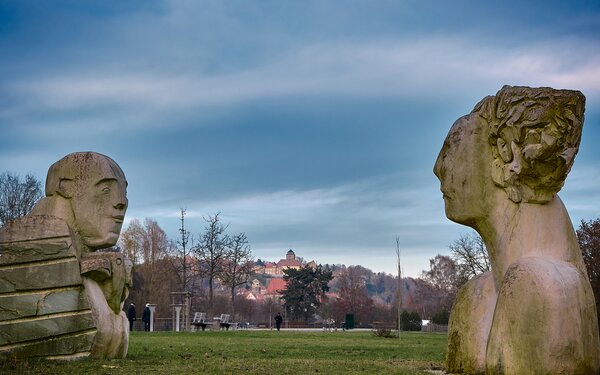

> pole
[396,235,402,340]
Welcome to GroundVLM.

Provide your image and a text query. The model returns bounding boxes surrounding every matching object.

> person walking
[142,304,151,332]
[274,312,283,331]
[127,303,136,331]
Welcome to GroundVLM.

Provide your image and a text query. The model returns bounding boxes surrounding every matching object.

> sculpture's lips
[112,215,125,223]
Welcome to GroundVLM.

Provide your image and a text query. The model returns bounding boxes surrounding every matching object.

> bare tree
[219,232,254,316]
[174,208,196,292]
[450,232,490,280]
[119,218,146,265]
[577,218,600,328]
[333,266,373,324]
[422,254,461,311]
[120,218,177,317]
[143,218,173,264]
[194,212,229,312]
[0,172,43,226]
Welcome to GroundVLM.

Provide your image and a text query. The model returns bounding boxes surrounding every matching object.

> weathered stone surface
[0,215,70,244]
[81,252,132,314]
[487,258,599,374]
[84,278,129,358]
[3,330,96,359]
[434,86,600,374]
[0,287,89,321]
[0,312,94,345]
[446,272,496,374]
[0,152,131,360]
[0,238,73,265]
[0,258,82,293]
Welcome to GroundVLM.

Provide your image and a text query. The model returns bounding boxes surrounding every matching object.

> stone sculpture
[0,152,132,359]
[434,86,600,374]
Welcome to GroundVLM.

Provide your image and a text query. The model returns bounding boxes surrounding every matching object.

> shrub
[372,328,398,338]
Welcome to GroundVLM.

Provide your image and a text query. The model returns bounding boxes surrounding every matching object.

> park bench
[323,318,336,332]
[191,312,212,331]
[216,314,232,330]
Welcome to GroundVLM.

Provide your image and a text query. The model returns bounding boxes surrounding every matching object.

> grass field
[1,330,447,375]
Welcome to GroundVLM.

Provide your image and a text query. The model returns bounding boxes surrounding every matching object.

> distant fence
[129,319,448,332]
[130,318,174,332]
[422,323,448,333]
[371,321,448,332]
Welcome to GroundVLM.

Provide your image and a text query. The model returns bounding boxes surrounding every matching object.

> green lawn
[1,330,447,375]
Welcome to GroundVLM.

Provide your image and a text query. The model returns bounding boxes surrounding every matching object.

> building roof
[277,259,302,268]
[266,277,287,295]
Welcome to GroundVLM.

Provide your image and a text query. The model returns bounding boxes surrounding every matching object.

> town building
[275,249,302,274]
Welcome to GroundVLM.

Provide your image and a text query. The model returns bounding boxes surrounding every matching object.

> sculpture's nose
[113,186,128,211]
[433,151,443,180]
[114,201,127,210]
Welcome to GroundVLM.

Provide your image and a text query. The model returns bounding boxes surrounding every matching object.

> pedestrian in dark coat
[274,312,283,331]
[127,303,136,331]
[142,304,151,331]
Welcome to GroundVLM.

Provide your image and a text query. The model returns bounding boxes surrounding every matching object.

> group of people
[127,303,152,332]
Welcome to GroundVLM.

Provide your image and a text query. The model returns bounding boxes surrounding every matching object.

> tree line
[119,210,254,319]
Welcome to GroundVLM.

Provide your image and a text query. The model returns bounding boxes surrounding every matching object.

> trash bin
[345,313,355,329]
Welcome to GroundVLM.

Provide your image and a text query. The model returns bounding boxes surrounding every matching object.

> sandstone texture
[434,86,600,374]
[0,152,131,359]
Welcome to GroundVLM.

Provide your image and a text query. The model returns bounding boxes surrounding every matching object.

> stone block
[0,258,82,293]
[0,311,94,346]
[4,330,96,359]
[0,215,70,244]
[0,238,73,265]
[0,287,89,321]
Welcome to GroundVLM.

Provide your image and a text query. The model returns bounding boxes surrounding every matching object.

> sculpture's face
[433,114,491,225]
[70,163,128,249]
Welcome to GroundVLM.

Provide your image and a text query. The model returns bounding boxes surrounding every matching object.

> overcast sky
[1,1,599,277]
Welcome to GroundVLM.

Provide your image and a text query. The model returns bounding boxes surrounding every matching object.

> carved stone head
[42,152,128,250]
[477,86,584,203]
[434,86,584,224]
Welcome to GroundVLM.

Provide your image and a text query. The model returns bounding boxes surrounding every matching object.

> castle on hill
[253,249,316,276]
[244,249,317,301]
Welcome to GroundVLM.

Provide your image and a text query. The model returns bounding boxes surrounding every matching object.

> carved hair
[45,152,126,197]
[474,86,585,203]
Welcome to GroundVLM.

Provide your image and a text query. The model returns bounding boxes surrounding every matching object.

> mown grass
[1,330,447,375]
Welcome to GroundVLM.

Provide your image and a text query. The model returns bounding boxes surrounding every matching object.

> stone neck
[475,194,583,288]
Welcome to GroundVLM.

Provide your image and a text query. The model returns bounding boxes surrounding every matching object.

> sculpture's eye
[102,186,110,193]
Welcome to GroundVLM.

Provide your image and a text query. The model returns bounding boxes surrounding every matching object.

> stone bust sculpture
[0,152,132,359]
[434,86,600,374]
[32,152,128,253]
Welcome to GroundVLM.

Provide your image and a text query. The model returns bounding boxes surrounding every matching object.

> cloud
[3,2,599,277]
[120,171,457,276]
[560,164,600,222]
[6,37,600,132]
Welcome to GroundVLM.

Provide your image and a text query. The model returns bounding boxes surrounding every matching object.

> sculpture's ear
[56,178,74,198]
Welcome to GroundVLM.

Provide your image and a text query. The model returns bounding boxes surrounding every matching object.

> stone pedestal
[148,305,157,332]
[174,306,182,332]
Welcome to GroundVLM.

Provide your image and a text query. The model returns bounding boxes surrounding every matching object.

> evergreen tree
[282,264,333,321]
